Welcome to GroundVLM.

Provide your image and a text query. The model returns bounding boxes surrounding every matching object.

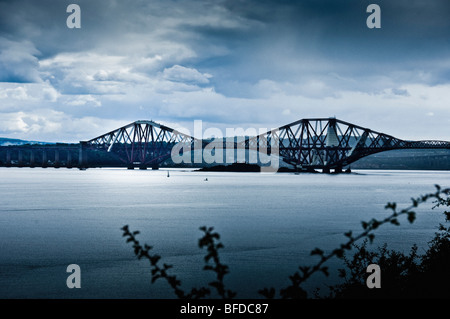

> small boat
[167,170,170,177]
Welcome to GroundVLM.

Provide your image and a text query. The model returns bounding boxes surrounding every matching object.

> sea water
[0,168,448,298]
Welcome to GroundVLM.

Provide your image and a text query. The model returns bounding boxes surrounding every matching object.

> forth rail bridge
[1,118,450,173]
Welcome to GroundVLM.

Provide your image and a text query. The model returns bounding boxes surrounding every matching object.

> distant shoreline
[196,162,323,173]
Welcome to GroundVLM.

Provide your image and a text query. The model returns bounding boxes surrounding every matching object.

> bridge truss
[82,118,450,171]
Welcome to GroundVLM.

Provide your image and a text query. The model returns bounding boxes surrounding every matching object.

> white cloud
[0,112,30,133]
[0,109,128,142]
[1,78,449,143]
[1,87,29,100]
[162,65,212,84]
[65,95,102,107]
[0,82,60,108]
[42,85,59,102]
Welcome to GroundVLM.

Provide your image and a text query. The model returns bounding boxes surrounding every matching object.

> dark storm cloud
[0,37,40,82]
[1,0,449,84]
[217,0,450,72]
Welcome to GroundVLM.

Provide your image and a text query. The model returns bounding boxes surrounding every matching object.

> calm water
[0,168,449,298]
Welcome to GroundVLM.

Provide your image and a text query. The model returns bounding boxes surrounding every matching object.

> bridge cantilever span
[245,117,450,172]
[83,120,199,169]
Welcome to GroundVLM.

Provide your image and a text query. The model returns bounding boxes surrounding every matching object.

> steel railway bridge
[1,118,450,172]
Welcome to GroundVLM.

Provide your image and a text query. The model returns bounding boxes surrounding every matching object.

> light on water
[0,168,449,298]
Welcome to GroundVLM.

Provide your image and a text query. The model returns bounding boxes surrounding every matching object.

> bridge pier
[18,150,24,167]
[54,150,60,168]
[6,149,11,167]
[322,167,330,174]
[334,167,343,174]
[78,142,87,169]
[67,151,72,168]
[30,150,35,168]
[42,150,47,168]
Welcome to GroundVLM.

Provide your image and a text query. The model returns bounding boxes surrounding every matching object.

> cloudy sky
[1,0,450,142]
